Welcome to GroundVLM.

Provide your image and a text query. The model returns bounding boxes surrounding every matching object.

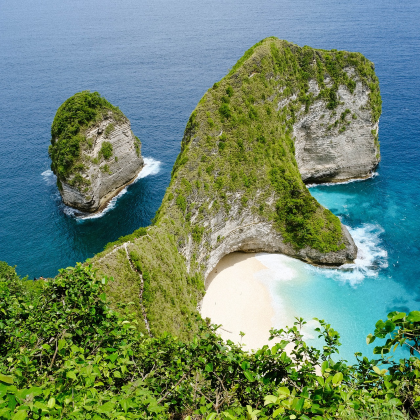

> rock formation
[49,92,144,213]
[91,38,381,339]
[294,76,380,183]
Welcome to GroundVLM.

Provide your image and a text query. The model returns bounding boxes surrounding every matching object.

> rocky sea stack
[49,91,144,212]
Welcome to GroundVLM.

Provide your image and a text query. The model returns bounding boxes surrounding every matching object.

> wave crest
[311,223,388,286]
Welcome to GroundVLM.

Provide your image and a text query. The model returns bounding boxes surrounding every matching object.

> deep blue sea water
[0,0,419,360]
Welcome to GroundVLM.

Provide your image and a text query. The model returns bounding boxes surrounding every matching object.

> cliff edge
[49,91,144,212]
[91,38,381,339]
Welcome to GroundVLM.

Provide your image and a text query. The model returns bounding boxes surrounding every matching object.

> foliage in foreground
[0,263,418,419]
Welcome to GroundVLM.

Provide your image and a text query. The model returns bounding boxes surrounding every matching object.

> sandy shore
[201,252,275,350]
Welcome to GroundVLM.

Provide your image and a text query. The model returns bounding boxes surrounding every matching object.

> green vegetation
[104,123,115,138]
[134,136,141,157]
[162,37,381,254]
[100,141,113,160]
[49,91,124,182]
[48,91,143,195]
[0,262,417,419]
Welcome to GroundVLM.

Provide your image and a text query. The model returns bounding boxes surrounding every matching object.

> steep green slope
[92,37,381,340]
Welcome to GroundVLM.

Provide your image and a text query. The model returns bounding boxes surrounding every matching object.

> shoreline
[201,252,277,350]
[79,162,145,216]
[306,171,378,188]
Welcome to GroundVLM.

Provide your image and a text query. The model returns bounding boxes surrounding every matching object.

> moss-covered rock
[49,91,144,212]
[91,38,381,340]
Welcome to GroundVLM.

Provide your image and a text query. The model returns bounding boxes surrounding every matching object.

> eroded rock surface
[60,116,143,212]
[294,75,380,183]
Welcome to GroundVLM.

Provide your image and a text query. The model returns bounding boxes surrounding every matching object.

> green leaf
[206,414,216,420]
[107,353,118,363]
[244,371,255,382]
[264,395,278,405]
[241,361,250,370]
[47,397,56,409]
[120,398,130,413]
[388,398,402,407]
[384,320,395,332]
[332,372,343,384]
[205,363,213,372]
[373,366,382,375]
[407,311,420,322]
[66,371,77,380]
[391,312,406,322]
[291,397,304,412]
[58,339,66,351]
[12,411,27,420]
[0,374,13,385]
[321,360,328,374]
[277,387,290,396]
[97,401,115,413]
[273,407,284,417]
[366,334,376,345]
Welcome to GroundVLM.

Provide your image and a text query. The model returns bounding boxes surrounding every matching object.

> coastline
[306,171,378,188]
[86,162,145,214]
[201,252,277,350]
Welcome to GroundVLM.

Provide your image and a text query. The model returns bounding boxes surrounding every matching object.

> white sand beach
[201,252,276,350]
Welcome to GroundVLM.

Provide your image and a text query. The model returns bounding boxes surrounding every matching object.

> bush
[100,141,113,159]
[0,266,415,419]
[219,103,232,119]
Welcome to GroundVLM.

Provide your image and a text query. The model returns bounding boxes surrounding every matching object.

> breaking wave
[41,169,56,186]
[307,172,378,188]
[48,157,161,220]
[309,223,388,287]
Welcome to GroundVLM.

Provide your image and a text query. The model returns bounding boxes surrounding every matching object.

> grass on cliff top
[49,91,125,185]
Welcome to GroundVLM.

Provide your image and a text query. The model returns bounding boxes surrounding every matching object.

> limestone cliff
[294,73,380,183]
[49,92,144,212]
[91,38,381,339]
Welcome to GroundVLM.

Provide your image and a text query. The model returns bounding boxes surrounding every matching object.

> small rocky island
[49,91,144,212]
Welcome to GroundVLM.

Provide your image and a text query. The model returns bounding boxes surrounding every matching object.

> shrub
[104,123,115,138]
[219,103,232,119]
[100,141,113,159]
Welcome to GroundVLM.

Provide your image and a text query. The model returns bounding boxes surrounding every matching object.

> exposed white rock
[293,74,380,183]
[191,199,356,278]
[59,116,143,212]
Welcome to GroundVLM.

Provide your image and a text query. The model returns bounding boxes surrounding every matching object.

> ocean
[0,0,419,361]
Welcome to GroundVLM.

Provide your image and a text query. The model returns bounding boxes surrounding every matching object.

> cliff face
[91,38,381,340]
[49,92,144,213]
[294,75,380,183]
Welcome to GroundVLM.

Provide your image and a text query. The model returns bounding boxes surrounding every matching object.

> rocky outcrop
[293,76,380,184]
[50,92,144,213]
[198,207,356,279]
[60,116,143,212]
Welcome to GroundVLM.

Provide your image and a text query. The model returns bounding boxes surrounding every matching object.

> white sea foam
[60,157,161,220]
[41,169,54,177]
[255,253,298,282]
[307,172,378,188]
[41,169,56,185]
[310,224,388,287]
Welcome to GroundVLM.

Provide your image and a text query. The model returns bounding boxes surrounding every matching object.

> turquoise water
[0,0,419,359]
